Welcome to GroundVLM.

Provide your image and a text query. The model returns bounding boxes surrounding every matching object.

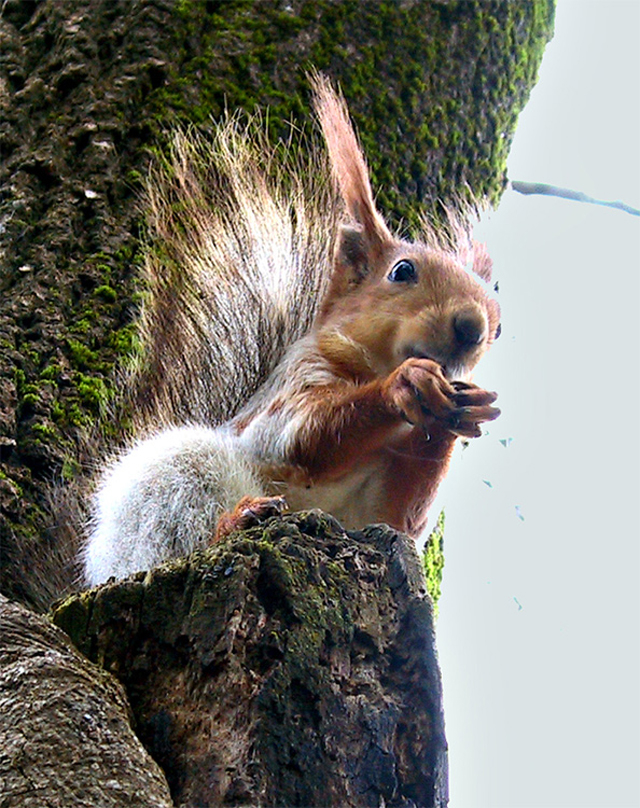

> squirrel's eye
[494,323,502,339]
[388,259,417,284]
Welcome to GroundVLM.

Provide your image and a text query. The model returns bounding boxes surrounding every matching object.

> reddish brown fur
[142,76,501,544]
[381,425,457,536]
[253,357,497,535]
[215,495,287,541]
[286,382,405,481]
[232,76,502,537]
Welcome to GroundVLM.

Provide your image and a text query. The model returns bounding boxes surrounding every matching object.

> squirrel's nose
[453,309,487,348]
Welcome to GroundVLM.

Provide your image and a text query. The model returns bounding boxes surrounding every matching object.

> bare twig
[510,180,639,217]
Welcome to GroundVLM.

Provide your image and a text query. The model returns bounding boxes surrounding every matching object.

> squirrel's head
[312,73,501,382]
[318,226,501,381]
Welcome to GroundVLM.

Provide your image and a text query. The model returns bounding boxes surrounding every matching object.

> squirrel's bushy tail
[129,116,342,431]
[122,82,488,433]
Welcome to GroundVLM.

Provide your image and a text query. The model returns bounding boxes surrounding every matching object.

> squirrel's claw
[214,495,287,542]
[451,384,498,407]
[446,403,501,438]
[446,381,500,437]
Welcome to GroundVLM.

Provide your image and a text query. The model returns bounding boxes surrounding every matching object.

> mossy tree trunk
[0,2,554,806]
[0,0,553,609]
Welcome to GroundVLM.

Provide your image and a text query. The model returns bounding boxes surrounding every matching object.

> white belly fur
[281,461,387,531]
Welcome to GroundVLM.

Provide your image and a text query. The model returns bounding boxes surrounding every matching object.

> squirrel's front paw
[384,358,499,438]
[384,357,456,425]
[214,495,287,542]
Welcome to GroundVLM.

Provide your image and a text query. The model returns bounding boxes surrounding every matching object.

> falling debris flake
[513,597,523,611]
[515,505,525,521]
[483,480,493,488]
[499,438,513,448]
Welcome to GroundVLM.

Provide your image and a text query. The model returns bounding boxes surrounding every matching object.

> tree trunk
[0,593,174,807]
[0,0,554,609]
[0,2,554,805]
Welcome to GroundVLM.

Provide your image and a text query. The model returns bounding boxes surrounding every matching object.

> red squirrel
[82,75,500,586]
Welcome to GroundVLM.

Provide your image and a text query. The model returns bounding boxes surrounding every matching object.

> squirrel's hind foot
[214,495,287,542]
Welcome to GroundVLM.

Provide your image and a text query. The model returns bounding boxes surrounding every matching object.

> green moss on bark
[146,0,554,227]
[423,510,446,616]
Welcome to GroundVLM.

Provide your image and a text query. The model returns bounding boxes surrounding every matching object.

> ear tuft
[471,240,493,283]
[310,71,391,249]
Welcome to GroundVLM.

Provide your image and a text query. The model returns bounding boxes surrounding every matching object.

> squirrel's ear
[335,225,369,285]
[311,72,392,252]
[320,225,370,316]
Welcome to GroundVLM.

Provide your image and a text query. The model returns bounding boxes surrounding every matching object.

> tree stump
[53,512,448,807]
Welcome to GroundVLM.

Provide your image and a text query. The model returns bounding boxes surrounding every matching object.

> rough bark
[52,513,447,808]
[0,594,173,807]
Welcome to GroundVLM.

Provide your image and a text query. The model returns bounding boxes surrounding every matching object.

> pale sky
[431,2,640,806]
